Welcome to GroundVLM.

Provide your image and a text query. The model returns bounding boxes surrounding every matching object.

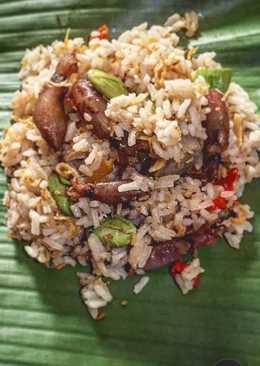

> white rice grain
[65,122,77,142]
[133,276,150,294]
[24,245,38,258]
[73,139,89,153]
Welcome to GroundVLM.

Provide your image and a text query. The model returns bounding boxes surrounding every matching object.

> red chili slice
[170,260,189,276]
[207,196,227,212]
[170,260,201,289]
[96,24,109,39]
[216,167,239,191]
[192,274,201,288]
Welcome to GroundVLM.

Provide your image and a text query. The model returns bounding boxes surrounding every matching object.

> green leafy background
[0,1,260,365]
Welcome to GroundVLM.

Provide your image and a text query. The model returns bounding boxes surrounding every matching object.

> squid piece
[33,84,68,150]
[202,89,230,181]
[144,239,191,271]
[69,79,112,139]
[144,224,219,271]
[68,180,147,204]
[205,89,230,155]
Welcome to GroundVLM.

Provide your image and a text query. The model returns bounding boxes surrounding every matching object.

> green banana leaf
[0,1,260,365]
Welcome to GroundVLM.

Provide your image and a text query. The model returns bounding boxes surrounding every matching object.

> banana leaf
[0,1,260,365]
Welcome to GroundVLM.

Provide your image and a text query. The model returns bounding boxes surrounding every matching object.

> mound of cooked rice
[1,12,260,319]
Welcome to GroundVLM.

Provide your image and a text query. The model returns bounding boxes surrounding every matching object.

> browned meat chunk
[33,84,68,150]
[52,54,78,82]
[69,79,112,139]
